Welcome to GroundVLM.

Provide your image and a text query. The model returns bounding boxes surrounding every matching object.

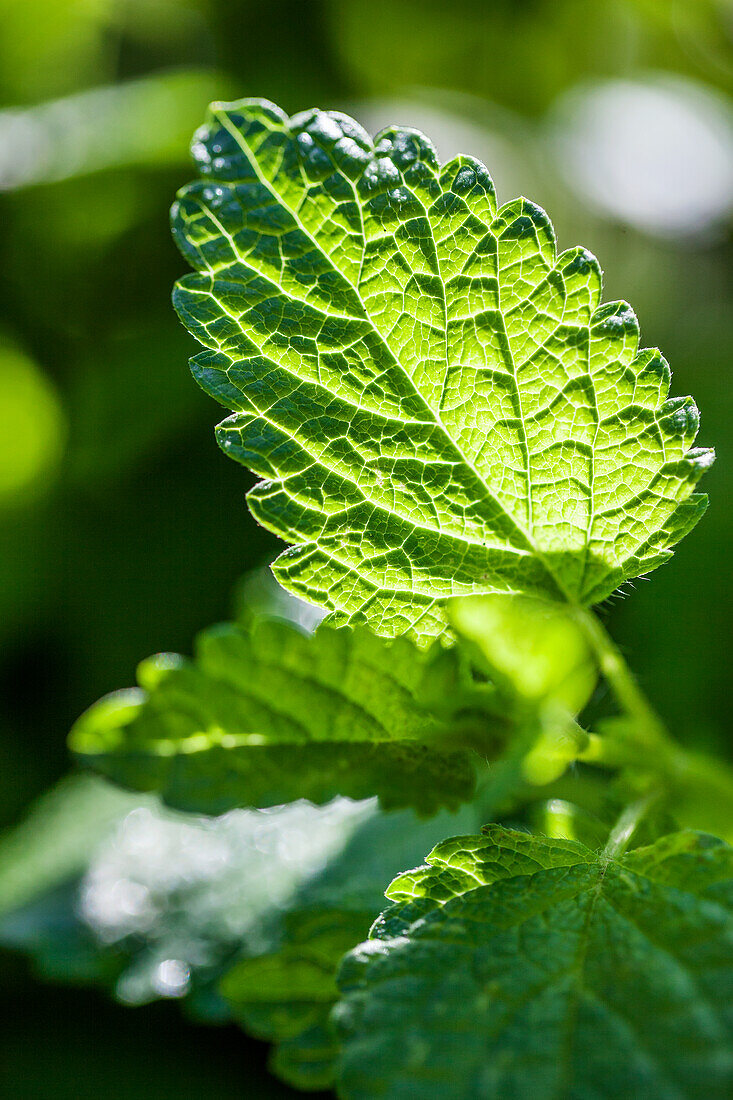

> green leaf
[335,825,733,1099]
[1,777,370,1010]
[222,909,370,1092]
[220,801,481,1090]
[448,593,596,713]
[268,1020,340,1093]
[171,98,713,641]
[2,771,482,1092]
[69,617,479,815]
[69,595,600,816]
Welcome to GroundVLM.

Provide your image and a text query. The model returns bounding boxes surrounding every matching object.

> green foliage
[0,776,371,1006]
[448,593,595,713]
[4,4,733,1097]
[218,800,481,1090]
[1,772,481,1092]
[17,93,732,1100]
[69,617,486,815]
[171,98,712,641]
[68,591,606,817]
[222,909,369,1091]
[0,774,139,920]
[336,825,733,1099]
[0,341,65,503]
[327,0,733,118]
[0,71,228,192]
[223,822,391,1090]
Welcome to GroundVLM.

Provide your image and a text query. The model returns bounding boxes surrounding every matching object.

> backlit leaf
[69,618,479,815]
[171,98,713,641]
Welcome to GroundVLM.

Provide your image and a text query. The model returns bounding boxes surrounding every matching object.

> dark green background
[1,1,731,1095]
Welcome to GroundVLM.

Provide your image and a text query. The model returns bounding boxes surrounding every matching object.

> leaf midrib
[408,852,729,1097]
[211,108,573,603]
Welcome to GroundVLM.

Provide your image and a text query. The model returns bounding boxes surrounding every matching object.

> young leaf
[69,618,480,815]
[448,592,596,713]
[335,826,733,1099]
[171,98,713,640]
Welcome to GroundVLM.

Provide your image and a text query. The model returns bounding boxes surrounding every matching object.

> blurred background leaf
[0,773,478,1093]
[1,0,732,1094]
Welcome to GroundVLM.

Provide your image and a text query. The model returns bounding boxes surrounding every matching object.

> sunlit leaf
[69,618,481,815]
[448,593,596,712]
[171,98,713,641]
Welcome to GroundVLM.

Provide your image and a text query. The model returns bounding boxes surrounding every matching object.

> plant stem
[572,605,669,749]
[522,607,733,842]
[602,790,660,860]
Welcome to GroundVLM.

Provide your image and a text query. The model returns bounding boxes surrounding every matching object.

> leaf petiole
[601,790,661,860]
[571,603,670,748]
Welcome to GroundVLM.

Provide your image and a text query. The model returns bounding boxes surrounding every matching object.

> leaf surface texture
[69,618,478,814]
[336,826,733,1098]
[172,98,712,639]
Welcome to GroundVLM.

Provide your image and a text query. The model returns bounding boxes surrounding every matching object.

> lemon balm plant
[31,100,733,1096]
